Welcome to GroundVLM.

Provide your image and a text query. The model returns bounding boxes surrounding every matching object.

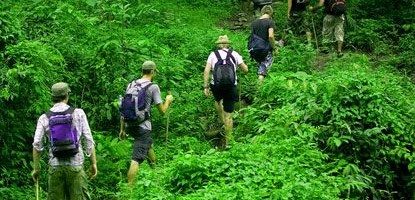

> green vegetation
[1,0,414,199]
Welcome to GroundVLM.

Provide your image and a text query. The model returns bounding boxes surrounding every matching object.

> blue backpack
[120,81,152,122]
[248,33,271,63]
[46,107,79,158]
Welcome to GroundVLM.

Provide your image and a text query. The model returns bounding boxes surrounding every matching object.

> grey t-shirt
[126,79,163,130]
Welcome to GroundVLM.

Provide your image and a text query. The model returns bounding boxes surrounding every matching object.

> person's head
[261,5,273,16]
[215,35,231,49]
[51,82,70,103]
[142,60,157,76]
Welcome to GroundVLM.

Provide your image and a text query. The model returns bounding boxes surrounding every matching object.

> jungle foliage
[1,0,414,199]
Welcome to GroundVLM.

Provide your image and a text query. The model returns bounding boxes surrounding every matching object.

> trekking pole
[165,110,169,143]
[311,14,319,52]
[35,179,39,200]
[238,78,242,111]
[165,91,171,143]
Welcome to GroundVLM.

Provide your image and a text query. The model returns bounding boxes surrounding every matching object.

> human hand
[119,130,126,140]
[204,88,210,96]
[32,169,40,182]
[308,6,314,12]
[90,163,97,179]
[273,49,279,57]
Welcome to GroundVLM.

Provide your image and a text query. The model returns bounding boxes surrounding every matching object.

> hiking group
[286,0,347,57]
[30,0,347,198]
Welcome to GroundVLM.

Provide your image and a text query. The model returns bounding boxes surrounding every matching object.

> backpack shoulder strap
[143,82,153,90]
[46,107,75,118]
[225,50,236,65]
[213,50,223,62]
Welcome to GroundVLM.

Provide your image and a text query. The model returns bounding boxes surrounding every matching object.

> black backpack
[329,0,346,16]
[295,0,310,5]
[252,0,272,6]
[213,50,236,87]
[248,33,271,63]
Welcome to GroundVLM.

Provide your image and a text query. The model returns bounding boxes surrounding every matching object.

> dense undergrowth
[1,0,415,199]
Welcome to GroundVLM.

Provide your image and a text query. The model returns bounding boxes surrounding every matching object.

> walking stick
[36,179,39,200]
[165,91,171,143]
[238,78,242,111]
[165,110,169,142]
[311,14,319,52]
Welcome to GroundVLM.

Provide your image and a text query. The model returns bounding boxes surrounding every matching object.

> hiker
[251,0,273,17]
[119,60,173,186]
[204,35,248,150]
[309,0,346,57]
[287,0,312,45]
[249,5,278,81]
[32,82,97,200]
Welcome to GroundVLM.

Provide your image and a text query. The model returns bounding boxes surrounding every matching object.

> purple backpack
[46,107,79,158]
[120,81,152,122]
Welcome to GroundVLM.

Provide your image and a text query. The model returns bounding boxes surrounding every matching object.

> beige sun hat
[215,35,231,44]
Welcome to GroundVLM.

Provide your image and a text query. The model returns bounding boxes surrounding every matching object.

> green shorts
[288,11,311,34]
[48,166,90,200]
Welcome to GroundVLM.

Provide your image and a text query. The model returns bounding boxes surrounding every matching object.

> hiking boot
[319,48,329,54]
[336,51,344,58]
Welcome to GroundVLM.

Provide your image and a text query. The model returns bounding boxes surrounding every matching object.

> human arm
[119,117,126,140]
[31,148,41,182]
[203,63,212,96]
[77,109,97,178]
[268,27,278,56]
[239,62,248,73]
[287,0,292,19]
[157,94,173,115]
[89,146,97,179]
[32,115,47,182]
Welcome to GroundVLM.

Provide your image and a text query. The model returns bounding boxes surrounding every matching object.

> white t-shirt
[206,48,244,85]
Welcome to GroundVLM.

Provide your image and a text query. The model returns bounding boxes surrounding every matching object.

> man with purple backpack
[119,60,173,186]
[32,82,97,200]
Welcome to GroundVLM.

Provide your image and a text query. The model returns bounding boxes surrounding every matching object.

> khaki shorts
[48,166,90,200]
[322,14,345,43]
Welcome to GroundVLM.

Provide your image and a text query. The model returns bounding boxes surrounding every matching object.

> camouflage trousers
[48,166,91,200]
[322,14,345,47]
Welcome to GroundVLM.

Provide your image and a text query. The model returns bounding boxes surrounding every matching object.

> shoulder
[38,113,48,122]
[230,50,241,57]
[207,51,217,62]
[73,108,86,117]
[267,18,276,25]
[148,84,160,91]
[208,51,216,57]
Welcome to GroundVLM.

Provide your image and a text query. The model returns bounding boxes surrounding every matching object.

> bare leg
[127,160,139,187]
[223,111,233,148]
[214,101,225,124]
[258,75,265,81]
[337,41,343,54]
[306,31,312,45]
[146,145,156,169]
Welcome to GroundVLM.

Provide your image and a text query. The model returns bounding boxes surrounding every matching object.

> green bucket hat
[142,60,157,70]
[51,82,71,97]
